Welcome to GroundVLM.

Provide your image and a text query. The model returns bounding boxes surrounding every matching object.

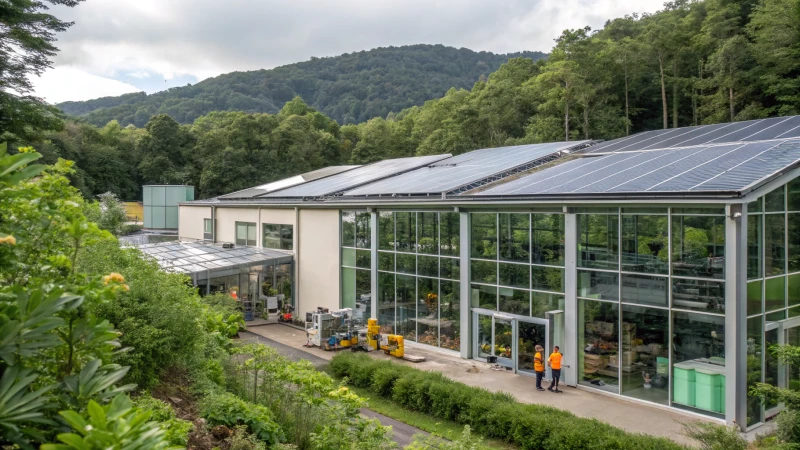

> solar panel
[263,154,450,198]
[586,116,800,154]
[342,141,591,196]
[475,140,800,197]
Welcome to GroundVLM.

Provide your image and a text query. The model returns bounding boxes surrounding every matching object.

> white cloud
[31,67,140,104]
[37,0,666,102]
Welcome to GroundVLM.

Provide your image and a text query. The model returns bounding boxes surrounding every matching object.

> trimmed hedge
[329,352,684,450]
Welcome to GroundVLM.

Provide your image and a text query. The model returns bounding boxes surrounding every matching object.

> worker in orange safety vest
[548,346,563,393]
[534,344,545,391]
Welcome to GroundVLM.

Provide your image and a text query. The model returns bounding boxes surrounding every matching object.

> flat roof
[135,241,293,278]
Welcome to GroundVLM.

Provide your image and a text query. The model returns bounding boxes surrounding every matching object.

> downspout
[295,207,300,313]
[211,206,216,243]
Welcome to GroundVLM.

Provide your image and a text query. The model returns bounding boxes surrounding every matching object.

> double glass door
[473,309,548,376]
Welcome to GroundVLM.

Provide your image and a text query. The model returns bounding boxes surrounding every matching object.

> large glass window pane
[342,247,356,267]
[532,214,565,266]
[356,212,371,249]
[746,316,763,426]
[621,215,668,274]
[579,299,619,393]
[765,185,786,212]
[440,257,460,280]
[418,212,439,255]
[418,255,438,278]
[578,270,619,301]
[440,280,460,351]
[396,253,415,275]
[765,214,786,276]
[396,275,416,340]
[621,305,669,405]
[499,262,530,289]
[341,267,356,309]
[396,212,416,252]
[471,284,497,310]
[236,222,248,246]
[748,280,763,316]
[499,213,530,263]
[341,211,356,247]
[748,214,762,279]
[578,214,619,270]
[790,273,800,308]
[356,249,370,269]
[499,288,530,316]
[672,278,725,314]
[531,292,565,318]
[671,215,725,279]
[789,213,800,272]
[672,312,726,414]
[280,225,293,250]
[247,223,256,246]
[471,213,497,259]
[378,251,394,272]
[355,269,371,323]
[377,272,395,334]
[264,224,280,249]
[532,266,564,293]
[471,260,497,284]
[749,197,763,213]
[417,277,439,347]
[440,212,460,257]
[621,274,668,307]
[378,212,394,251]
[789,179,800,211]
[765,276,786,312]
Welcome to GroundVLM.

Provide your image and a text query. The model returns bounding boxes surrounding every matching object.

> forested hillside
[57,45,545,126]
[31,0,800,201]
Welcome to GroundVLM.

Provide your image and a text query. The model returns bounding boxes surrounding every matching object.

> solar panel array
[586,116,800,154]
[476,139,800,197]
[263,154,450,198]
[218,166,359,200]
[137,241,293,275]
[343,141,590,196]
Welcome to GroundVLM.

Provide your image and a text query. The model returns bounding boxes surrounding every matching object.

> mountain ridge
[57,44,546,127]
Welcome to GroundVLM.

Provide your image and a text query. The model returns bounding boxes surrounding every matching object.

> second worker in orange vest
[548,346,563,393]
[534,345,545,391]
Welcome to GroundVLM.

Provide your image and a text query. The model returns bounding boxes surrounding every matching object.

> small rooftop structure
[135,241,293,281]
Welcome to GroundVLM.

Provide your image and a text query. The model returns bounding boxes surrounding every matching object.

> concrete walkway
[244,324,711,447]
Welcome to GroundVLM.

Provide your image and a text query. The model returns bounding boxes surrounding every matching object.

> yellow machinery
[380,334,404,358]
[367,319,380,350]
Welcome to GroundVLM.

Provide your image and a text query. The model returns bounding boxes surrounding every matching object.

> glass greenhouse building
[178,115,800,430]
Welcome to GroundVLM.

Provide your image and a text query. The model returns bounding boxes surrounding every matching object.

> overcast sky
[33,0,665,104]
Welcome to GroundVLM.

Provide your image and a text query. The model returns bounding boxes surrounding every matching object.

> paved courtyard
[243,323,720,446]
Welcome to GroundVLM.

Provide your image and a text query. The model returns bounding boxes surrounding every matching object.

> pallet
[402,354,426,363]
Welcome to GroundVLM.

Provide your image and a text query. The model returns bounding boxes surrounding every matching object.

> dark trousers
[535,370,544,389]
[551,369,561,388]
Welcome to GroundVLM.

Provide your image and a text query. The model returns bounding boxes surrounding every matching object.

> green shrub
[777,410,800,445]
[682,422,746,450]
[199,390,282,444]
[329,353,686,450]
[132,394,193,446]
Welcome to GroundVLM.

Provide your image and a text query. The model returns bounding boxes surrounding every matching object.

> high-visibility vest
[534,352,544,372]
[549,352,563,370]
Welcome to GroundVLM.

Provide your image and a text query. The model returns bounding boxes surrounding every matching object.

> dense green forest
[17,0,800,202]
[57,45,546,126]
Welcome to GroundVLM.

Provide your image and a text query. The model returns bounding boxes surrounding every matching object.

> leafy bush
[682,422,746,450]
[407,425,481,450]
[133,394,193,446]
[330,353,686,450]
[199,390,282,444]
[228,425,268,450]
[777,410,800,445]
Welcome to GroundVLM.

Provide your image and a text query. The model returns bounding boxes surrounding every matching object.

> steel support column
[725,203,747,428]
[564,209,578,387]
[370,211,378,319]
[459,211,471,359]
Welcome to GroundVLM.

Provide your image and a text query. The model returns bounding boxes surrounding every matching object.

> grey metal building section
[136,241,293,277]
[263,154,450,198]
[474,139,800,197]
[343,141,592,197]
[586,115,800,154]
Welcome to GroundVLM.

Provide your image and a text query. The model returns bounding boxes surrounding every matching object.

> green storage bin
[673,365,696,406]
[695,369,723,413]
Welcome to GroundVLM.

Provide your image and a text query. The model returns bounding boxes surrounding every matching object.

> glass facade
[470,212,565,318]
[341,211,371,324]
[375,211,461,350]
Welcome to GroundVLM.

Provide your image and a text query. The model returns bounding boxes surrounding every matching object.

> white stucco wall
[297,209,340,314]
[178,206,211,241]
[215,208,260,244]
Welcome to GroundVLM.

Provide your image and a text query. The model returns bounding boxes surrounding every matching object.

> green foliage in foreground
[329,352,684,450]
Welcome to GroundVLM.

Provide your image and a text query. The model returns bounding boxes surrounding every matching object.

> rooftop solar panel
[263,154,450,198]
[474,139,800,197]
[586,116,800,154]
[342,141,591,196]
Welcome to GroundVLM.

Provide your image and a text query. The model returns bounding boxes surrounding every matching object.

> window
[263,224,293,250]
[235,222,256,246]
[204,218,213,240]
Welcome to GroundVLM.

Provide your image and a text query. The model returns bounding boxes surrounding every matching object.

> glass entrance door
[473,309,548,375]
